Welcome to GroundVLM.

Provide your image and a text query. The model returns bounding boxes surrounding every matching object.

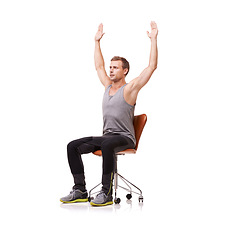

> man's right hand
[95,23,105,41]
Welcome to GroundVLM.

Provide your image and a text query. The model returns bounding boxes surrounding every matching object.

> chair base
[88,173,144,204]
[88,156,143,204]
[113,172,144,204]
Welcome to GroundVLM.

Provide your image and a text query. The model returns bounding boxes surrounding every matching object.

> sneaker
[60,189,88,203]
[90,191,113,207]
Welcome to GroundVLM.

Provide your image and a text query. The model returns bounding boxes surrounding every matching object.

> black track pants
[67,134,135,192]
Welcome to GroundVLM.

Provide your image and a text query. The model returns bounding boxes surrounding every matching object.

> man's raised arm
[94,24,111,87]
[128,21,158,92]
[147,21,158,72]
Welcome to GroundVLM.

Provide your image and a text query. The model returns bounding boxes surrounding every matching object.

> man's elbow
[149,64,157,72]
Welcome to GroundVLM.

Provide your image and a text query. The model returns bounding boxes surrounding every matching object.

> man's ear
[123,68,128,75]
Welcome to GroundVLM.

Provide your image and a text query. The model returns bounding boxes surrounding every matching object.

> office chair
[89,114,147,204]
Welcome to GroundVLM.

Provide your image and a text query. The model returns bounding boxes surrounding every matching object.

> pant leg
[101,135,135,174]
[100,135,135,195]
[67,137,96,175]
[67,136,101,190]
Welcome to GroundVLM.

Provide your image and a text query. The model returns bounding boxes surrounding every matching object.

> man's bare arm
[94,24,111,87]
[128,21,158,92]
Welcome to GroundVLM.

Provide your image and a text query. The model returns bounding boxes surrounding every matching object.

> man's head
[109,56,130,82]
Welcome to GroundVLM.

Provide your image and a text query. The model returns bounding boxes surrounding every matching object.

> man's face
[109,61,127,82]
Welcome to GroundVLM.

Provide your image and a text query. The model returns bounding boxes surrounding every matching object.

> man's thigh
[76,136,107,153]
[101,135,134,153]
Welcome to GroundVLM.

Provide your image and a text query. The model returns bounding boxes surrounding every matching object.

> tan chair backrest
[133,114,147,151]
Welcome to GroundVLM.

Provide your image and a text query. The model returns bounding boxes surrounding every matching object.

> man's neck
[111,79,126,90]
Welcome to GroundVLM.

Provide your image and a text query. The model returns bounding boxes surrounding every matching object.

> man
[60,21,158,206]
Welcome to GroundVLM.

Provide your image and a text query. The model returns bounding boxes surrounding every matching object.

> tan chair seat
[93,148,136,156]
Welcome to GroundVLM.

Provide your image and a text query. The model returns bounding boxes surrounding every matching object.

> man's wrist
[150,37,157,42]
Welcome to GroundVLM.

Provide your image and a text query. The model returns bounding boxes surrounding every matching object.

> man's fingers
[150,21,157,29]
[99,23,103,32]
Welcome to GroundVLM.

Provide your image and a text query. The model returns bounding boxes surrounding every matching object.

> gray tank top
[102,84,136,145]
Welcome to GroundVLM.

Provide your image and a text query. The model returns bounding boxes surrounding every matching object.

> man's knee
[67,137,93,153]
[67,140,79,153]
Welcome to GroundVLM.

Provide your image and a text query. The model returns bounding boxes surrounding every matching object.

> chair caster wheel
[126,194,132,200]
[138,196,143,203]
[114,198,121,204]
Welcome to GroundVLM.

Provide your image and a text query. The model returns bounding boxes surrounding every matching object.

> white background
[0,0,240,239]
